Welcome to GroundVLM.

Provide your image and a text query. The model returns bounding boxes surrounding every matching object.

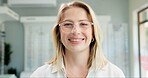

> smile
[68,38,84,41]
[68,38,85,44]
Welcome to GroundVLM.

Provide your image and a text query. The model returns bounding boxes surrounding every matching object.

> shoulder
[94,62,125,77]
[30,64,53,78]
[106,62,125,77]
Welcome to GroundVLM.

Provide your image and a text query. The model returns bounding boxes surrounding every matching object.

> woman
[30,1,125,78]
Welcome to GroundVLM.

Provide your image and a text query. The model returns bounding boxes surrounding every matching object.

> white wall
[129,0,148,77]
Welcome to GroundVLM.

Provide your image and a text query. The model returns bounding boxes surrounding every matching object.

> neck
[64,50,89,78]
[64,50,89,68]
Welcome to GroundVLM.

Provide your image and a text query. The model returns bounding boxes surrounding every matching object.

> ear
[91,37,94,42]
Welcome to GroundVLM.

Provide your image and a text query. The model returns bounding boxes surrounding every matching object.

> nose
[70,26,81,35]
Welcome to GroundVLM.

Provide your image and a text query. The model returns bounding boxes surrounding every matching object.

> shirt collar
[51,57,65,73]
[50,57,107,73]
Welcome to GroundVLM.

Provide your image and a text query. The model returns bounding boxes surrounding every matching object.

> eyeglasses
[59,21,93,32]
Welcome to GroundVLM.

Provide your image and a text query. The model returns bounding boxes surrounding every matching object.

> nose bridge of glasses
[74,22,83,28]
[70,23,82,32]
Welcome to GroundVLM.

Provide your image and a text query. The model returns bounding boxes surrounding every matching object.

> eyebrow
[62,19,90,22]
[62,20,73,22]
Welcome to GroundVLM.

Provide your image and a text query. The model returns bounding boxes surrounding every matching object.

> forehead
[61,7,89,21]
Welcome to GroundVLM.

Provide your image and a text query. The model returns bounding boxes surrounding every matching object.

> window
[138,7,148,77]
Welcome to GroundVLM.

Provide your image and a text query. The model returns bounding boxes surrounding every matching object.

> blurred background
[0,0,148,78]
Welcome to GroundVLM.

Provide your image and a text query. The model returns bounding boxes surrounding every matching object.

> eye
[64,23,73,26]
[62,22,73,28]
[80,22,89,26]
[80,23,88,25]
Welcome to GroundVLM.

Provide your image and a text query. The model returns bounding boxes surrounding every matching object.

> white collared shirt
[30,61,125,78]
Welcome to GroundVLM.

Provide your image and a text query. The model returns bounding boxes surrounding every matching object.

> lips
[68,38,85,44]
[68,38,84,41]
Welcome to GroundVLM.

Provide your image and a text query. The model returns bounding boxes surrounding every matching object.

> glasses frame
[58,21,94,32]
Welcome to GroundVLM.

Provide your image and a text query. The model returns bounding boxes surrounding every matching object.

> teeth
[71,39,81,41]
[69,38,84,41]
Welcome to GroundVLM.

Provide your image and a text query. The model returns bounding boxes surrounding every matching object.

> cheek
[86,29,93,38]
[60,30,67,41]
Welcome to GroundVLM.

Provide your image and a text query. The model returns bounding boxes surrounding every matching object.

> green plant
[7,67,17,76]
[0,42,13,74]
[4,42,12,66]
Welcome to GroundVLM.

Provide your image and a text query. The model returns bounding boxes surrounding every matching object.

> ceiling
[1,0,59,16]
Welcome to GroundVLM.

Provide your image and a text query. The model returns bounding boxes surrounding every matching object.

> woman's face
[59,7,93,53]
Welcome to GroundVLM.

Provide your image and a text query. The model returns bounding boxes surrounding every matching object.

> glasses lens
[79,21,92,27]
[60,21,73,32]
[59,21,93,32]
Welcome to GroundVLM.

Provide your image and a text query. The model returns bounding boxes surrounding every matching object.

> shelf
[20,16,56,23]
[0,6,19,22]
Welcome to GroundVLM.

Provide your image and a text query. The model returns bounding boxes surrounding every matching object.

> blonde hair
[48,1,108,70]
